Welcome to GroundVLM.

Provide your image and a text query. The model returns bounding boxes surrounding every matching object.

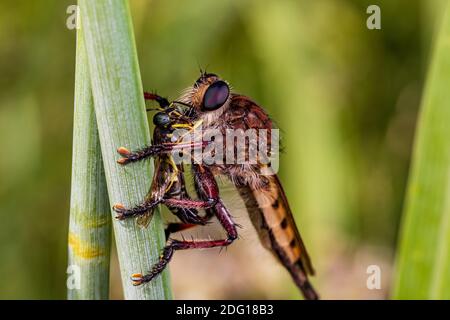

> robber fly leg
[132,201,237,286]
[165,164,236,229]
[164,165,208,225]
[164,223,197,240]
[193,165,220,224]
[113,199,160,220]
[117,141,208,165]
[159,163,219,210]
[132,165,238,286]
[133,201,237,285]
[162,197,217,209]
[114,186,216,221]
[165,205,216,239]
[116,144,167,165]
[153,164,221,210]
[163,172,214,239]
[165,209,216,240]
[170,207,204,223]
[144,92,170,108]
[165,171,201,224]
[164,209,216,240]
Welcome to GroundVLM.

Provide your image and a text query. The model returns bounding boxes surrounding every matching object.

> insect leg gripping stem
[164,223,198,240]
[144,92,170,108]
[131,165,238,285]
[164,208,216,239]
[113,197,217,220]
[113,200,160,220]
[131,200,238,286]
[116,141,208,165]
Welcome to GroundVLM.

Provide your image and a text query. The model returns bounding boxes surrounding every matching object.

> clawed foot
[131,272,158,286]
[113,200,159,220]
[175,207,207,225]
[112,203,128,220]
[116,145,166,165]
[117,147,132,165]
[131,273,145,286]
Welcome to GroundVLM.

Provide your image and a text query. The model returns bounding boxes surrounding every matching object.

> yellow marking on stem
[81,216,109,228]
[68,232,104,259]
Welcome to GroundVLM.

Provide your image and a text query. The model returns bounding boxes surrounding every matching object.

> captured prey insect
[114,95,207,229]
[114,74,319,300]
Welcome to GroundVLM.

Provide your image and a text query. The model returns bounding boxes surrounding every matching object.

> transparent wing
[136,156,174,228]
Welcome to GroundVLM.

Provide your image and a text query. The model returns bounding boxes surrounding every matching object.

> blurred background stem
[79,0,171,299]
[394,1,450,299]
[68,24,111,300]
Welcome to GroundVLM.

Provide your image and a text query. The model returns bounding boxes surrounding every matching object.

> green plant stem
[68,25,111,300]
[79,0,171,299]
[394,2,450,299]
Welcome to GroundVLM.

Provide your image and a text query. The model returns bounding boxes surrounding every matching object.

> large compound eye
[153,112,171,127]
[202,81,229,111]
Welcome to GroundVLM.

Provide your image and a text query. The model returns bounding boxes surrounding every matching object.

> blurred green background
[0,0,446,299]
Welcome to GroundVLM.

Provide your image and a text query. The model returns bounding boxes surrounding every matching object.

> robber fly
[114,73,319,300]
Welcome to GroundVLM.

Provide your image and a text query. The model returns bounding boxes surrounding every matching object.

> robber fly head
[186,72,230,114]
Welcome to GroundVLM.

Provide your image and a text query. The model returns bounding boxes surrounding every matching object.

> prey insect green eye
[153,112,171,127]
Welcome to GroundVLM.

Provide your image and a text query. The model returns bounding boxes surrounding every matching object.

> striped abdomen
[237,175,318,300]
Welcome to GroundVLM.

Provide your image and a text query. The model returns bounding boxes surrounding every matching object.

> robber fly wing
[136,211,153,228]
[136,159,162,228]
[226,94,317,299]
[136,157,171,228]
